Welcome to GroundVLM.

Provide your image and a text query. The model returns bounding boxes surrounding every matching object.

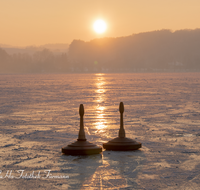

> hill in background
[1,29,200,73]
[68,29,200,72]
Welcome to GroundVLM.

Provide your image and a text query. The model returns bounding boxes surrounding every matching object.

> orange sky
[1,0,200,47]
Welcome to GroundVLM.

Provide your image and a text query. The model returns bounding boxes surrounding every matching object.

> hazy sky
[1,0,200,47]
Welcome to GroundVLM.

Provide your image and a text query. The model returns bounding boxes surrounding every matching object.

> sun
[93,19,107,34]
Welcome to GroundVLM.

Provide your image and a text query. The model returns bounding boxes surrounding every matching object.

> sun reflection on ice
[94,74,108,134]
[95,73,106,103]
[96,88,105,94]
[95,74,106,96]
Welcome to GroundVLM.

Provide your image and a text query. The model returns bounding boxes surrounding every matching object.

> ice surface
[0,73,200,189]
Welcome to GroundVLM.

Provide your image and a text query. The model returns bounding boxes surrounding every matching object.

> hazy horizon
[1,29,200,74]
[1,28,200,49]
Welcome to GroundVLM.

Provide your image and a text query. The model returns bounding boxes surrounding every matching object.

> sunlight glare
[93,19,107,34]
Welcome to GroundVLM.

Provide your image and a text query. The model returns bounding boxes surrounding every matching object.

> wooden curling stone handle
[78,104,86,141]
[119,102,124,113]
[79,104,84,117]
[119,102,125,138]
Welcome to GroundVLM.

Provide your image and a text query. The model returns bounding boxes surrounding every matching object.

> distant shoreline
[1,70,200,75]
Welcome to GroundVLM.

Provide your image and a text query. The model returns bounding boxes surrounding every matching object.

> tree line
[0,48,68,73]
[1,29,200,73]
[69,29,200,72]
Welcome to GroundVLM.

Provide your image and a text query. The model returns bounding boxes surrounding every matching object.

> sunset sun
[93,19,107,34]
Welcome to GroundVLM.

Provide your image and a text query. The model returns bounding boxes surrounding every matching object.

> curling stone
[62,104,102,155]
[103,102,142,151]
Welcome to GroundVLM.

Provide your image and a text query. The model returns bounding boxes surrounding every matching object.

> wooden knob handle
[78,104,86,141]
[119,102,124,114]
[79,104,84,117]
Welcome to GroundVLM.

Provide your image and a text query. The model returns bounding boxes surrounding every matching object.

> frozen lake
[0,73,200,189]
